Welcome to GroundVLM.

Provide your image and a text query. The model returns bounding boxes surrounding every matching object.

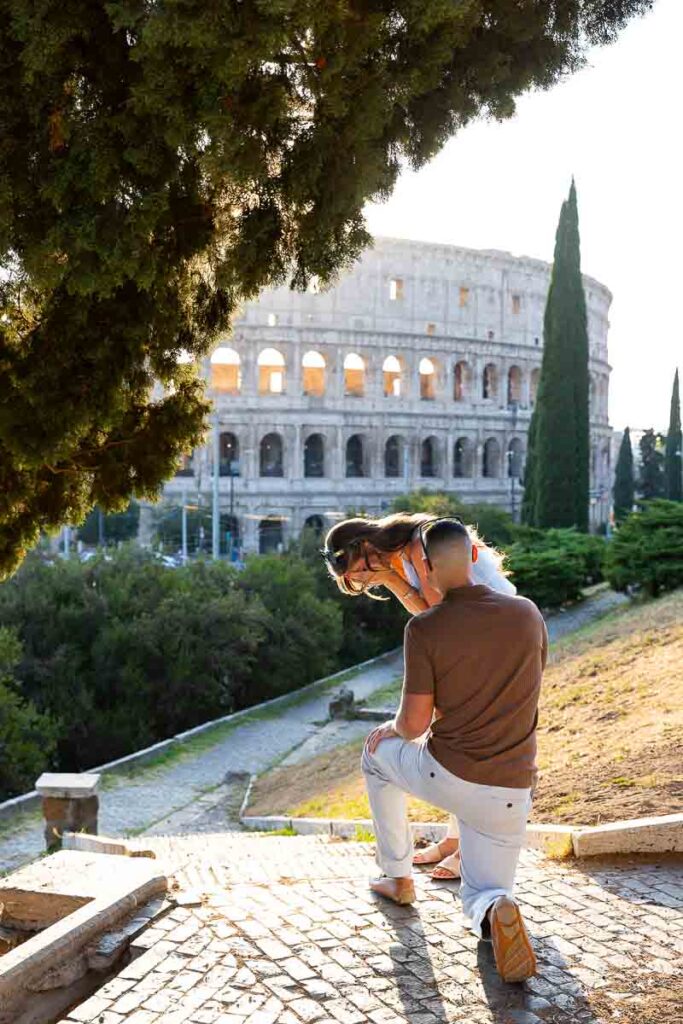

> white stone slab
[35,773,100,799]
[572,813,683,857]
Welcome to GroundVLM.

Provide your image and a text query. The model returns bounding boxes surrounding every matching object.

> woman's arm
[381,571,430,615]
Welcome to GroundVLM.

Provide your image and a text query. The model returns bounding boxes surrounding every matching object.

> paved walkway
[60,833,683,1024]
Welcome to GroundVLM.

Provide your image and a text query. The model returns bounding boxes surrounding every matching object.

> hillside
[247,591,683,826]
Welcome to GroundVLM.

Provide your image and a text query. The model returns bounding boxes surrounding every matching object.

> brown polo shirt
[404,584,548,789]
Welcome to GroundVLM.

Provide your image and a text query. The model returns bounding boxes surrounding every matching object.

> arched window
[259,518,284,554]
[507,438,524,478]
[346,435,365,477]
[302,350,326,396]
[453,438,473,478]
[530,368,541,407]
[258,347,286,395]
[483,363,498,400]
[304,515,325,537]
[260,433,284,477]
[304,434,325,478]
[219,432,240,476]
[210,347,241,394]
[507,366,522,405]
[175,452,194,477]
[483,438,501,478]
[383,356,402,397]
[344,353,366,397]
[454,360,470,402]
[419,358,436,400]
[421,436,437,478]
[385,435,404,478]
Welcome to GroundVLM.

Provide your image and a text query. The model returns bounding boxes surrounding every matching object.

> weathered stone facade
[159,237,613,553]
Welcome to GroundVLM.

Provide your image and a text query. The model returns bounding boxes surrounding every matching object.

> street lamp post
[508,400,519,523]
[181,490,188,564]
[212,413,220,559]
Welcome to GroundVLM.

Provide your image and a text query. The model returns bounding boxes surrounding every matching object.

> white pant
[361,737,532,937]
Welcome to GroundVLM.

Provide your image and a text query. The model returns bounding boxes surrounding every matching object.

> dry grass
[247,591,683,827]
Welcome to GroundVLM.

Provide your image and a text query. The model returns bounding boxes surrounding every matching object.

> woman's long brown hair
[323,512,504,598]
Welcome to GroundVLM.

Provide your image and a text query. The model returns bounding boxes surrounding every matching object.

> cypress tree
[522,181,590,530]
[664,369,682,501]
[638,429,665,498]
[613,428,634,522]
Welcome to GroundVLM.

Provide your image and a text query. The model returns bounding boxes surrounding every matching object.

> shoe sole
[490,897,537,983]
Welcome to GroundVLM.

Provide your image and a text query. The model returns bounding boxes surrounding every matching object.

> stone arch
[419,357,438,401]
[385,435,405,478]
[210,346,241,394]
[303,515,325,536]
[507,365,522,405]
[453,437,473,478]
[259,517,284,554]
[258,347,286,395]
[344,353,366,397]
[304,433,325,478]
[260,432,284,477]
[483,437,501,478]
[382,355,404,397]
[420,436,439,478]
[507,437,524,478]
[302,350,326,396]
[530,367,541,406]
[346,434,366,477]
[219,432,240,476]
[454,360,471,402]
[483,363,498,400]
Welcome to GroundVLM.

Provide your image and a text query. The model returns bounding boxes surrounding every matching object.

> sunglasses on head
[418,516,465,571]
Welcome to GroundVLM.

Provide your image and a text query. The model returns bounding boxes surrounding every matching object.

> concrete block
[572,813,683,857]
[35,774,100,799]
[290,818,332,836]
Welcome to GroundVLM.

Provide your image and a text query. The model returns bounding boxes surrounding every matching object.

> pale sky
[364,0,681,434]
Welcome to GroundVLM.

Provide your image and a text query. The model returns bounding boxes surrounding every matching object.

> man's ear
[471,545,479,564]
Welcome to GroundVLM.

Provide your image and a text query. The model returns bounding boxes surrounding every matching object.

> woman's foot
[429,851,461,880]
[413,837,459,866]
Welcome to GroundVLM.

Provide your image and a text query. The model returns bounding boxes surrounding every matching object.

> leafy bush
[0,627,57,799]
[605,500,683,596]
[505,547,585,608]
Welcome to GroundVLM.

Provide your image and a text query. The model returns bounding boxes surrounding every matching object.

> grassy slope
[247,590,683,826]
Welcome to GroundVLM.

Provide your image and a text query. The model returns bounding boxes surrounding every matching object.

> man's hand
[364,721,398,755]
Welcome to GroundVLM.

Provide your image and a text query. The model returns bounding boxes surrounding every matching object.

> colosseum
[155,237,613,554]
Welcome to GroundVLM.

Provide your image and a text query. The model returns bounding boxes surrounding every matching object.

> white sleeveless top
[402,544,515,598]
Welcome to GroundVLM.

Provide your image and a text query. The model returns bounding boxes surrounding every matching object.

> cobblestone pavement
[61,834,683,1024]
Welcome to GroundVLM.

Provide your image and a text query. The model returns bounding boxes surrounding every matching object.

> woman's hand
[345,567,398,588]
[364,721,399,755]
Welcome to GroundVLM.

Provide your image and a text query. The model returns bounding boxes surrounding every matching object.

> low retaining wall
[240,811,683,859]
[0,648,401,826]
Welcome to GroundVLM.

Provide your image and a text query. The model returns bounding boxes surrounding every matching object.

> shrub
[0,627,57,799]
[505,547,585,609]
[605,500,683,596]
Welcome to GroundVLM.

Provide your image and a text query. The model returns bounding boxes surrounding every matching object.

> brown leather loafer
[489,896,537,982]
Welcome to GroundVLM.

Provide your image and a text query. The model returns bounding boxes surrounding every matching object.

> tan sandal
[413,839,458,866]
[429,851,461,880]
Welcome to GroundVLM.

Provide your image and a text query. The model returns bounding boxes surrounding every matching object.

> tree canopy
[0,0,653,577]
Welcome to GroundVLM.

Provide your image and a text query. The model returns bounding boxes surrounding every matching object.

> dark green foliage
[523,181,590,530]
[605,500,683,596]
[152,502,234,555]
[236,555,342,700]
[78,502,140,545]
[638,429,666,499]
[0,626,57,799]
[0,1,652,579]
[613,427,635,522]
[391,491,518,548]
[665,370,682,501]
[504,547,585,609]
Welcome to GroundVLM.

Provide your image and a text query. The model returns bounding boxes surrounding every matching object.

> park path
[0,587,628,875]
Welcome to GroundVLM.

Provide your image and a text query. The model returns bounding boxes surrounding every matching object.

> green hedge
[605,499,683,596]
[504,546,585,609]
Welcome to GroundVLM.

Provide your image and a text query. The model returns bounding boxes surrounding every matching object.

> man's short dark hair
[422,518,470,562]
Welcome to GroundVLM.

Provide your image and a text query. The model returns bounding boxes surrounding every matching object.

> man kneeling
[361,518,547,983]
